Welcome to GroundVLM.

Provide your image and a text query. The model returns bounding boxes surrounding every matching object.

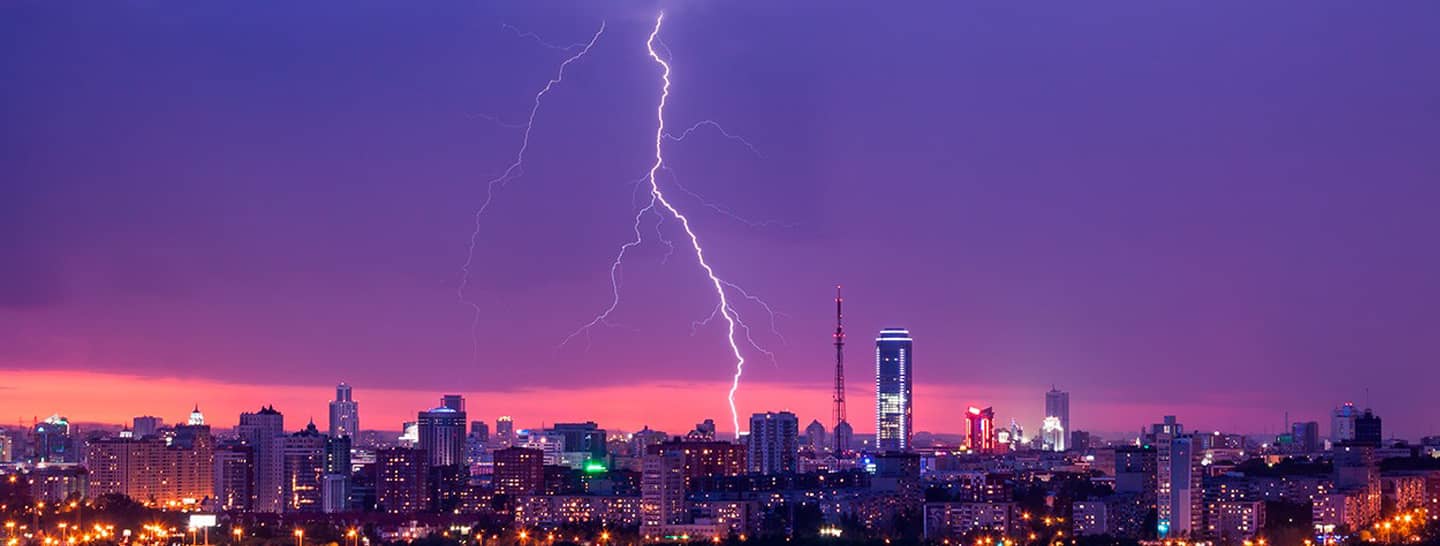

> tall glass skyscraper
[875,328,913,452]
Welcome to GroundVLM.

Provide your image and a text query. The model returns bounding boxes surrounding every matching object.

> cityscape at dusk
[4,2,1440,545]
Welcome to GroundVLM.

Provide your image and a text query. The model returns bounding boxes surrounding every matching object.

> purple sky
[3,2,1439,438]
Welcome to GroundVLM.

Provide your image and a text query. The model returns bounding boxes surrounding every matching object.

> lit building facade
[746,411,798,475]
[875,328,913,452]
[1044,387,1069,451]
[965,407,996,454]
[236,406,285,513]
[328,383,359,439]
[418,397,467,468]
[376,446,428,514]
[87,431,214,506]
[493,446,545,495]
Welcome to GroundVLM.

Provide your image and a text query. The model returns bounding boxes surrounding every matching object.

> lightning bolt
[459,21,606,362]
[502,23,591,53]
[561,13,760,436]
[643,12,752,436]
[665,120,765,159]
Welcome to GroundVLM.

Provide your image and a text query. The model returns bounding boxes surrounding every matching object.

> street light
[293,528,304,546]
[233,527,243,544]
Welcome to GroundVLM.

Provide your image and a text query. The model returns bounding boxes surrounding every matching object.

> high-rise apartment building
[214,442,253,511]
[746,411,798,475]
[328,383,360,439]
[1151,417,1201,538]
[641,449,687,527]
[493,446,545,495]
[1044,388,1070,451]
[280,422,327,513]
[376,447,428,514]
[236,406,285,512]
[647,439,747,490]
[87,429,214,505]
[875,328,914,452]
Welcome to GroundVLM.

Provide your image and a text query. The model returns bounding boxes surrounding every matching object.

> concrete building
[747,411,798,475]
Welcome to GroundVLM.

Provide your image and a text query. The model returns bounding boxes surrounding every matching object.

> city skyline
[5,2,1440,439]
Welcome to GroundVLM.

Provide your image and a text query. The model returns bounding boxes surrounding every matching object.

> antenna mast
[832,286,847,446]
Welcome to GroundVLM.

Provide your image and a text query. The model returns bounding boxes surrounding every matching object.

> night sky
[4,2,1439,438]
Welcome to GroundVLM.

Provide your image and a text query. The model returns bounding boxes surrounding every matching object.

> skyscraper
[875,327,913,452]
[236,406,285,513]
[747,411,798,475]
[328,383,359,439]
[418,397,467,467]
[1044,387,1070,451]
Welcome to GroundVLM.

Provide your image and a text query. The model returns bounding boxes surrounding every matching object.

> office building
[552,421,608,460]
[33,415,77,464]
[746,411,798,474]
[236,406,285,512]
[875,327,914,452]
[328,383,360,439]
[1044,387,1070,451]
[418,397,467,467]
[1041,416,1065,453]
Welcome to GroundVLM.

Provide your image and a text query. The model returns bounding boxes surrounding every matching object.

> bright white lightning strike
[459,21,606,361]
[642,12,752,436]
[563,13,757,436]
